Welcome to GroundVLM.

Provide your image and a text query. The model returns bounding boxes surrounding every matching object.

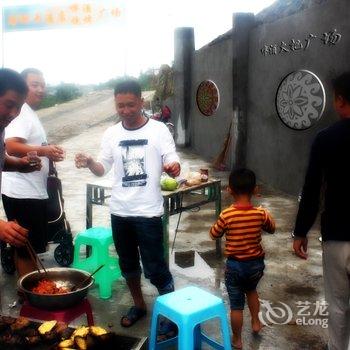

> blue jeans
[225,257,265,310]
[111,215,174,294]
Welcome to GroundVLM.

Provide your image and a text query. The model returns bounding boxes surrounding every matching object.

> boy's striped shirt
[210,205,275,261]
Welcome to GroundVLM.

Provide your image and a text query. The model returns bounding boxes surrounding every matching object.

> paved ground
[0,94,328,349]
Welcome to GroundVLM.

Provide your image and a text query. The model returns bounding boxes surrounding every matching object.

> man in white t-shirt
[75,80,180,329]
[1,68,65,277]
[0,68,43,249]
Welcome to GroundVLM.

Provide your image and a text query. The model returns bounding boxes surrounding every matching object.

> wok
[17,267,94,310]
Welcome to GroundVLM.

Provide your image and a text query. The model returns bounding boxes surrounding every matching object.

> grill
[0,315,147,350]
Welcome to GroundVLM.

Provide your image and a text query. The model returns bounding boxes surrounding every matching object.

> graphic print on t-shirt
[119,139,148,187]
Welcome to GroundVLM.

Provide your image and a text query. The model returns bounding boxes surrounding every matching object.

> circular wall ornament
[196,80,220,116]
[275,70,326,130]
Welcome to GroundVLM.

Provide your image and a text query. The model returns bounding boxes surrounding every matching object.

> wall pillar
[231,13,255,168]
[173,27,194,147]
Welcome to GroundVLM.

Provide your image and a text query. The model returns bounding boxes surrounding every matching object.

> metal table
[86,179,222,262]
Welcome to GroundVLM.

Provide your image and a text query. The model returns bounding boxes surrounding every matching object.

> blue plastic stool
[72,227,121,299]
[149,286,231,350]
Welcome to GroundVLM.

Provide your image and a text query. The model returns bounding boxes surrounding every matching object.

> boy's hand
[293,237,308,259]
[163,162,180,177]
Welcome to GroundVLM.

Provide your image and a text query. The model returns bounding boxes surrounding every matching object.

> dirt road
[38,90,116,144]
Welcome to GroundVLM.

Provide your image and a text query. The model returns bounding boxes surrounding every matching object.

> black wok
[17,267,93,310]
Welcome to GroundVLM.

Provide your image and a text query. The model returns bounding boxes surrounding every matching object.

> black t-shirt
[294,118,350,241]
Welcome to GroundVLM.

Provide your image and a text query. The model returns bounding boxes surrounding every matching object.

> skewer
[71,264,105,291]
[25,241,48,277]
[25,242,41,275]
[13,219,48,277]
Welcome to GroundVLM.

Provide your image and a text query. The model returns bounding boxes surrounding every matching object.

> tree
[139,70,156,91]
[152,64,174,104]
[55,83,82,102]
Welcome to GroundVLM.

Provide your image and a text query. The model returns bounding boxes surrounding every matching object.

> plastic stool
[72,227,121,299]
[149,286,231,350]
[20,298,94,326]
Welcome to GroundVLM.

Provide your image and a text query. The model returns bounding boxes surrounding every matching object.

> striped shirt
[210,204,275,261]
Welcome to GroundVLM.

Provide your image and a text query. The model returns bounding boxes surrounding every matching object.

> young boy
[210,168,275,349]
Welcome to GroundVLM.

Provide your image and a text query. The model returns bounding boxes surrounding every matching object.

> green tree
[55,83,82,102]
[39,94,57,109]
[152,64,174,104]
[139,70,156,91]
[38,83,83,109]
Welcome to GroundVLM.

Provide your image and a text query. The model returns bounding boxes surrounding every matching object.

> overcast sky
[1,0,276,85]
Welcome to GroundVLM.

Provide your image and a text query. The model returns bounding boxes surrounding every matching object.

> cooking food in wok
[18,268,94,310]
[32,279,70,295]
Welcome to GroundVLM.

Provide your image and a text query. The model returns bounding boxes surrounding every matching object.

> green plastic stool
[72,227,121,299]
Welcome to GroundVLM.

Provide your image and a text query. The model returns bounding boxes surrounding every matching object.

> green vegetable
[161,177,178,191]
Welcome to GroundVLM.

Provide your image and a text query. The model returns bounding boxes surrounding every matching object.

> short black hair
[21,68,43,81]
[332,72,350,103]
[0,68,28,97]
[114,79,141,98]
[229,168,256,195]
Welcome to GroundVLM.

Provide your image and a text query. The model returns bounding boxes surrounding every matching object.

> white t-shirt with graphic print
[1,103,49,199]
[98,118,180,217]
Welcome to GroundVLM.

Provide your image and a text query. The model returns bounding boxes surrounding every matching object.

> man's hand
[42,145,65,162]
[163,162,181,177]
[0,220,28,247]
[293,237,308,259]
[74,153,105,176]
[18,156,42,172]
[75,153,93,168]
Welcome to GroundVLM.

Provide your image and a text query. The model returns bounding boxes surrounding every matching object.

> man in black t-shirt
[293,72,350,350]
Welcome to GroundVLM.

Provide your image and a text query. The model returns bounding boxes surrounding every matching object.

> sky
[0,0,276,85]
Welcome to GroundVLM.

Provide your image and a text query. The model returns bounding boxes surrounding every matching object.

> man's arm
[6,137,64,162]
[3,154,41,172]
[76,127,113,176]
[293,135,323,259]
[160,124,181,177]
[75,153,105,176]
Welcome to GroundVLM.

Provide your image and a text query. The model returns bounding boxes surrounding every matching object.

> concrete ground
[0,103,328,349]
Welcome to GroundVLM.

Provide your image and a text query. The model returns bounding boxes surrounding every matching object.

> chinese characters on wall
[261,29,342,56]
[3,2,123,32]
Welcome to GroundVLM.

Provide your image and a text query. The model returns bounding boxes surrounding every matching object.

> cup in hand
[27,151,39,166]
[75,153,87,168]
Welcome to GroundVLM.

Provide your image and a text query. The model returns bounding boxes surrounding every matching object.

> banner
[2,2,123,32]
